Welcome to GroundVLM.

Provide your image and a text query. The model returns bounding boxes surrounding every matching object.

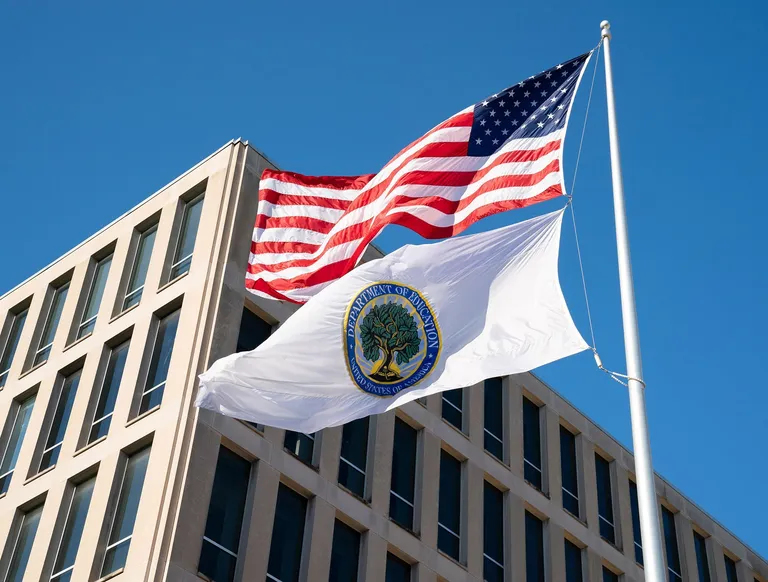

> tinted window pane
[484,378,504,460]
[35,284,69,364]
[694,532,711,582]
[329,520,360,582]
[565,539,583,582]
[442,388,463,430]
[144,310,180,391]
[595,454,615,543]
[90,340,130,443]
[386,553,411,582]
[124,227,157,310]
[662,507,682,581]
[339,417,368,497]
[724,557,738,582]
[525,511,545,582]
[41,370,81,471]
[602,567,619,582]
[438,450,461,560]
[52,478,95,576]
[171,195,204,278]
[560,426,579,516]
[629,481,643,564]
[236,308,271,353]
[390,419,417,530]
[199,448,251,582]
[523,397,542,489]
[284,431,315,465]
[484,482,504,582]
[78,256,112,337]
[267,484,307,582]
[0,395,35,494]
[0,310,27,387]
[4,504,43,582]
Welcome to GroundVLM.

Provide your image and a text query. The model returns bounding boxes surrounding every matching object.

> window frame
[594,453,616,544]
[85,337,131,445]
[48,476,96,582]
[0,305,30,388]
[121,223,158,312]
[32,281,71,367]
[441,388,465,432]
[522,396,543,490]
[389,417,419,533]
[560,425,580,517]
[1,502,45,582]
[36,367,82,474]
[168,192,205,282]
[134,306,181,417]
[483,377,505,462]
[283,431,317,466]
[483,480,505,581]
[693,530,712,582]
[437,449,463,562]
[661,506,683,582]
[75,253,113,340]
[0,393,36,494]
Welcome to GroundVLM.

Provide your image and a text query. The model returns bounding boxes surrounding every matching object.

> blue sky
[2,0,766,558]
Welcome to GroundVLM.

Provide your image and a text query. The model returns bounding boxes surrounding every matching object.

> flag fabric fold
[247,52,592,303]
[198,208,588,433]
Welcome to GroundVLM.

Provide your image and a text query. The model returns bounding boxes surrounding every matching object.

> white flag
[196,208,587,433]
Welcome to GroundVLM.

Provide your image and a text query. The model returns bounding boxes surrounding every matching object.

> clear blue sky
[2,0,766,558]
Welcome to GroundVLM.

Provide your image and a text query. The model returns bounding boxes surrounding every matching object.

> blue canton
[467,53,591,157]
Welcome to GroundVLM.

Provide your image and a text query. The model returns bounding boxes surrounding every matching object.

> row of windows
[1,444,152,582]
[0,193,204,389]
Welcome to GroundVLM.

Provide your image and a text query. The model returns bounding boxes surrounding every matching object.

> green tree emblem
[359,302,421,382]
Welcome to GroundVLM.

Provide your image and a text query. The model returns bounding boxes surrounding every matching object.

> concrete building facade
[0,141,764,582]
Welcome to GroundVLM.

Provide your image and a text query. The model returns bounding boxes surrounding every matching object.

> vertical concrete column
[547,519,567,582]
[543,408,562,504]
[580,438,599,536]
[302,496,337,582]
[418,429,441,547]
[317,425,342,482]
[507,377,524,479]
[238,462,281,581]
[20,479,67,581]
[507,494,527,582]
[468,381,484,449]
[676,514,697,582]
[711,538,729,581]
[736,558,752,582]
[361,531,388,582]
[586,547,604,582]
[427,393,442,417]
[415,562,438,582]
[369,411,395,515]
[614,463,633,557]
[465,461,484,577]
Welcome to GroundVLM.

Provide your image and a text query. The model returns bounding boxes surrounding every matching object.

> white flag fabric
[196,208,588,433]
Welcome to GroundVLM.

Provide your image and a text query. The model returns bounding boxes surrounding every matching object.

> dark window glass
[602,567,619,582]
[3,504,43,582]
[0,395,35,495]
[523,397,542,489]
[565,539,583,582]
[284,431,315,465]
[442,388,463,431]
[267,484,307,582]
[236,308,271,353]
[77,255,112,339]
[338,417,369,497]
[34,283,69,366]
[483,481,504,582]
[101,446,151,577]
[560,426,579,516]
[40,369,81,471]
[140,309,180,414]
[595,454,615,543]
[629,481,643,564]
[484,378,504,461]
[438,450,461,561]
[662,507,682,582]
[329,520,360,582]
[0,309,28,388]
[693,532,711,582]
[50,478,96,581]
[199,448,250,582]
[390,418,417,531]
[724,557,738,582]
[386,552,411,582]
[170,194,204,279]
[90,340,130,443]
[525,511,545,582]
[123,226,157,310]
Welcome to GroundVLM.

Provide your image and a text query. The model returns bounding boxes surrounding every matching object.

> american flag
[248,51,592,303]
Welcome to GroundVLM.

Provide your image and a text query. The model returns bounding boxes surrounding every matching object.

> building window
[390,418,417,531]
[138,308,180,415]
[236,307,271,353]
[724,556,738,582]
[438,450,462,561]
[48,477,96,581]
[523,397,542,490]
[76,254,112,339]
[170,193,204,280]
[338,417,369,498]
[33,282,70,366]
[560,426,579,516]
[662,507,682,582]
[595,453,615,544]
[525,511,545,582]
[123,225,157,311]
[284,431,315,465]
[483,481,504,582]
[1,503,44,582]
[0,308,28,388]
[88,339,130,443]
[442,388,463,431]
[100,446,151,577]
[266,484,307,582]
[602,567,620,582]
[565,539,584,582]
[39,368,81,472]
[386,552,411,582]
[484,378,504,461]
[693,532,711,582]
[199,447,251,582]
[0,394,35,494]
[329,520,361,582]
[629,481,643,564]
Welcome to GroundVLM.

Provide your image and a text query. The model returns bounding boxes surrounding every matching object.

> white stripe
[259,178,362,200]
[257,200,345,223]
[250,239,362,267]
[249,242,361,281]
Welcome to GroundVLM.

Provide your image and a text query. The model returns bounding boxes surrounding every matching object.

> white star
[556,64,563,69]
[499,100,506,107]
[492,93,498,98]
[573,61,579,66]
[521,124,527,129]
[537,122,544,128]
[494,119,501,126]
[531,114,537,119]
[514,100,521,107]
[504,110,511,117]
[534,81,541,88]
[547,113,554,119]
[489,110,496,116]
[541,91,548,97]
[524,91,530,97]
[480,119,486,126]
[545,72,552,78]
[501,128,509,135]
[540,104,547,110]
[508,90,515,97]
[518,81,525,87]
[529,75,535,80]
[561,88,567,94]
[492,138,499,145]
[551,96,559,103]
[521,110,528,116]
[531,100,538,106]
[511,120,519,126]
[551,81,558,87]
[557,104,565,110]
[562,71,568,77]
[485,129,492,135]
[475,138,482,145]
[482,100,489,107]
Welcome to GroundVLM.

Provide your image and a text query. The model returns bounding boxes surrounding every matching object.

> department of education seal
[344,282,441,397]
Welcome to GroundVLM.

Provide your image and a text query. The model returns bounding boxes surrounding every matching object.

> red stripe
[259,189,353,210]
[250,240,320,256]
[261,169,374,191]
[254,214,338,234]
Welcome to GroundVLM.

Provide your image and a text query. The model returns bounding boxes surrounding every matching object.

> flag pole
[600,20,666,582]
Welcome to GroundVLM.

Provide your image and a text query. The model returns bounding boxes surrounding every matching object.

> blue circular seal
[344,281,441,397]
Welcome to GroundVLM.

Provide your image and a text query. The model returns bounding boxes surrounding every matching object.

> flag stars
[562,71,568,77]
[511,119,519,126]
[547,113,554,119]
[514,100,520,107]
[489,110,496,116]
[545,72,552,78]
[501,128,509,135]
[561,88,567,93]
[557,104,565,110]
[521,110,529,116]
[475,138,482,144]
[492,138,499,145]
[480,119,486,126]
[556,64,563,69]
[482,100,489,107]
[537,121,545,128]
[504,110,511,116]
[499,100,506,107]
[524,91,530,97]
[551,81,558,87]
[531,100,538,106]
[541,91,548,97]
[534,81,541,88]
[508,90,515,97]
[494,119,501,126]
[485,129,492,135]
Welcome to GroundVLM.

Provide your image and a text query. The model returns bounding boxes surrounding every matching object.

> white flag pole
[600,20,666,582]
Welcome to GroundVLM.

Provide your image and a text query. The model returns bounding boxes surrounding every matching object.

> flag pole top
[600,20,612,39]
